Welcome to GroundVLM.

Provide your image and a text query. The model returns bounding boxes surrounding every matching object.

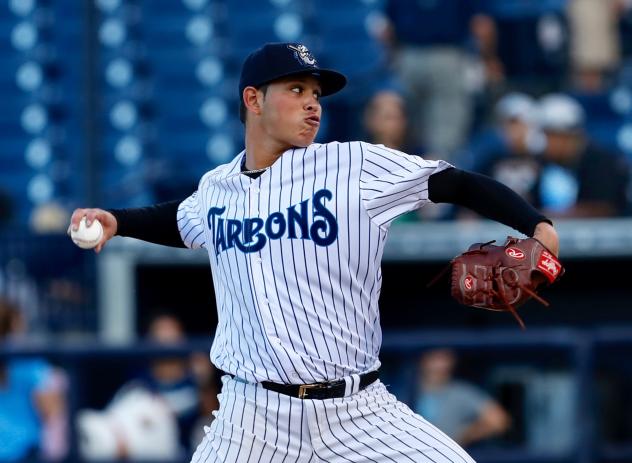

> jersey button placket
[248,180,267,306]
[248,180,259,212]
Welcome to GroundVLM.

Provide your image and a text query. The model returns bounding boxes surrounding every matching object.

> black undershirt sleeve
[109,199,187,248]
[428,167,551,237]
[108,168,262,248]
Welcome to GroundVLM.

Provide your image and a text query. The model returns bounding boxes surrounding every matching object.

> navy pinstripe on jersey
[177,141,451,384]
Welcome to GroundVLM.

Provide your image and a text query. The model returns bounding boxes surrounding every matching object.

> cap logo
[288,44,317,67]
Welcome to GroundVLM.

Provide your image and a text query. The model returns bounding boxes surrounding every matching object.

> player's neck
[244,128,293,171]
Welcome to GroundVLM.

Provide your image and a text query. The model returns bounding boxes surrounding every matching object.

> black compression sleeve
[109,199,187,248]
[428,168,551,237]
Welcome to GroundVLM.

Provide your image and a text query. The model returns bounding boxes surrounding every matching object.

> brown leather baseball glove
[430,237,564,329]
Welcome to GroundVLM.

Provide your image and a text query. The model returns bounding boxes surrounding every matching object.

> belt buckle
[298,383,321,399]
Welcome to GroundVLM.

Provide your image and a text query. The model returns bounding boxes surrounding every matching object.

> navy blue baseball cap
[238,43,347,99]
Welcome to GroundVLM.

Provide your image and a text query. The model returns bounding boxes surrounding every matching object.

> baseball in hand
[71,217,104,249]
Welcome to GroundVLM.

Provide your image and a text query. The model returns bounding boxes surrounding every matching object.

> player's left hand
[431,235,564,329]
[532,221,559,256]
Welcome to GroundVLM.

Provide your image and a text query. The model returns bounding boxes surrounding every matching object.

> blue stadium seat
[141,16,207,51]
[0,55,33,86]
[310,2,386,80]
[137,0,209,16]
[223,3,307,59]
[153,129,210,153]
[100,168,156,209]
[150,126,242,170]
[142,51,215,88]
[573,92,623,124]
[319,37,385,80]
[0,0,85,224]
[585,121,626,155]
[0,138,29,171]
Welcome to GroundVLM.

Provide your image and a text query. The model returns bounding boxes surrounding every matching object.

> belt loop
[343,374,362,397]
[350,373,361,394]
[343,376,352,397]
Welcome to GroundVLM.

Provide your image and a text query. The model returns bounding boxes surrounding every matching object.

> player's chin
[294,127,318,146]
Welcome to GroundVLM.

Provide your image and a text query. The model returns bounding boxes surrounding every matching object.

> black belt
[258,370,379,400]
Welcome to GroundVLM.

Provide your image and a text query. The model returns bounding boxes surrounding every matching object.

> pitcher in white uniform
[70,42,559,462]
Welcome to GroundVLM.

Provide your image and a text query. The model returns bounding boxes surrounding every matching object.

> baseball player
[70,43,559,462]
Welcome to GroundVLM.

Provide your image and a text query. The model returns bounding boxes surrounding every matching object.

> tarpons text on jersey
[207,189,338,255]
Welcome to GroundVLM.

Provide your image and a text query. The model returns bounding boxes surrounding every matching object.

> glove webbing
[486,263,549,330]
[426,241,495,289]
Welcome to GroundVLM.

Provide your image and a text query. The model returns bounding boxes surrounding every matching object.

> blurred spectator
[567,0,622,93]
[138,312,200,453]
[470,93,544,203]
[0,260,42,337]
[77,384,180,461]
[29,203,70,235]
[534,94,630,217]
[76,312,194,460]
[0,298,68,462]
[188,353,220,452]
[0,232,92,338]
[363,88,421,154]
[382,0,492,158]
[362,88,451,221]
[484,0,568,93]
[414,348,511,448]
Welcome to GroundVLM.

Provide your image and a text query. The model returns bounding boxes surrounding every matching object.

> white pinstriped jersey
[177,141,451,384]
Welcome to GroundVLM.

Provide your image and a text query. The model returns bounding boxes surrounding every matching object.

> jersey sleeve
[359,143,453,227]
[177,191,206,249]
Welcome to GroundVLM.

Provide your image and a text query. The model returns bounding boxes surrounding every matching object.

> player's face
[260,75,322,148]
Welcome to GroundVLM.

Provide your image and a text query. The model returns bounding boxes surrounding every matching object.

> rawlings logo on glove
[429,237,564,329]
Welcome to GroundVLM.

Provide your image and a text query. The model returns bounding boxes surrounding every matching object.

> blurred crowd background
[2,0,632,462]
[1,0,632,226]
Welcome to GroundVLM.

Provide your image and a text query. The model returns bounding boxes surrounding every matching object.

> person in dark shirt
[483,0,569,93]
[382,0,491,158]
[534,94,629,217]
[138,312,200,453]
[473,93,544,204]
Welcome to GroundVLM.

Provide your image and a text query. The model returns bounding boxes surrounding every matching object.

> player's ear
[243,86,262,117]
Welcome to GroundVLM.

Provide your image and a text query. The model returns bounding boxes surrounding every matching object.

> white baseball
[71,217,104,249]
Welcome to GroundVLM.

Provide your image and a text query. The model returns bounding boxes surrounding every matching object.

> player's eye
[291,86,302,94]
[314,90,321,100]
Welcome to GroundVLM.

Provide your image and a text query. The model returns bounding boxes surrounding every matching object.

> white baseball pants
[191,375,476,463]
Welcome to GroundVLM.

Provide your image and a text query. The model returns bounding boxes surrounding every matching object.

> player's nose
[304,98,320,112]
